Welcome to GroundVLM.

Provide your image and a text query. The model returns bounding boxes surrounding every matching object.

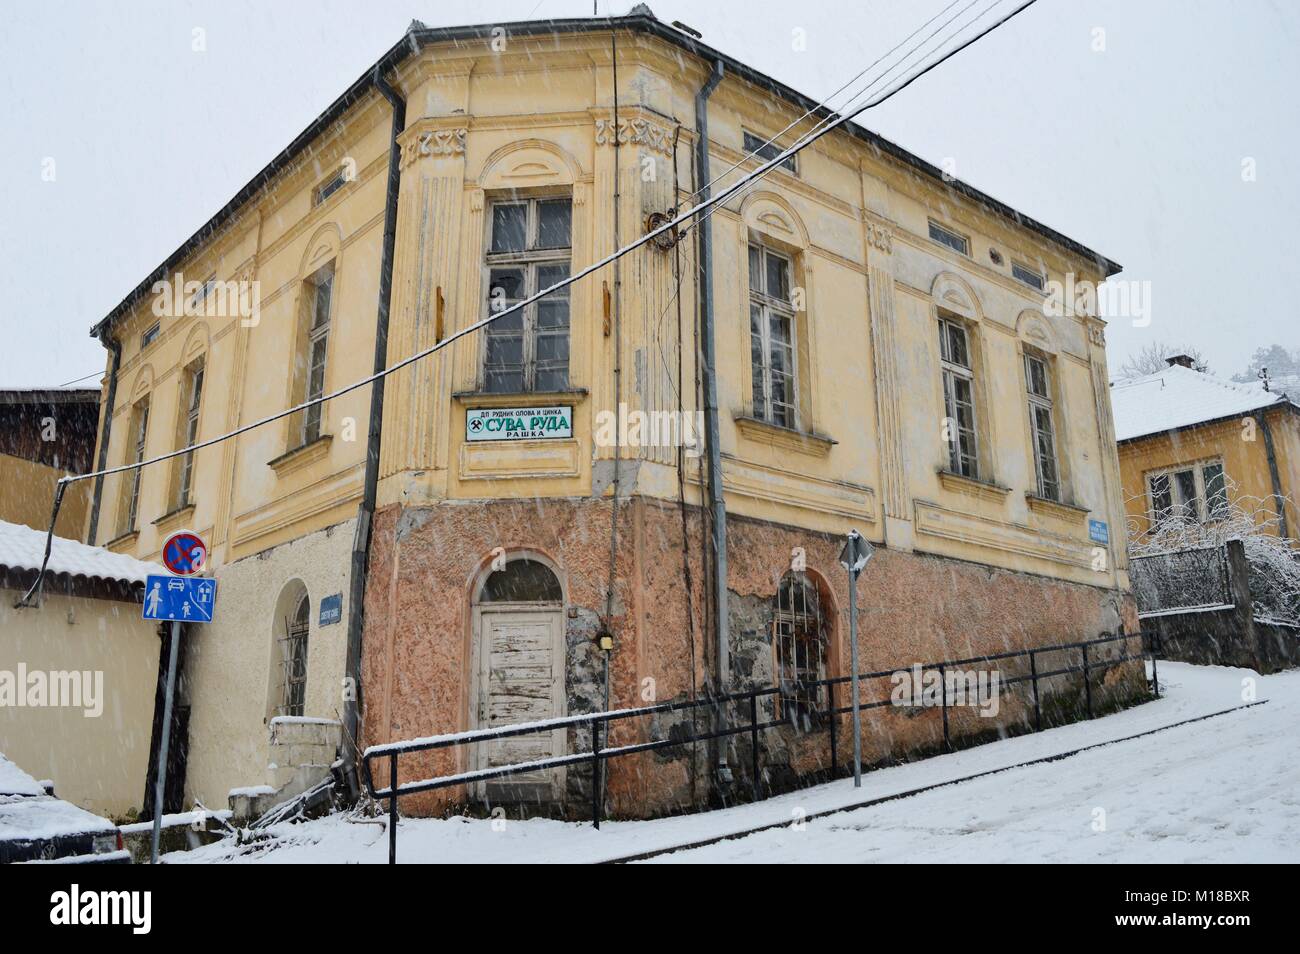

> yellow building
[0,389,98,539]
[80,10,1138,817]
[0,519,162,819]
[1113,359,1299,540]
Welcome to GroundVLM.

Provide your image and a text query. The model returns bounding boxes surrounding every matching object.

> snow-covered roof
[1111,364,1291,443]
[0,519,161,588]
[0,753,45,797]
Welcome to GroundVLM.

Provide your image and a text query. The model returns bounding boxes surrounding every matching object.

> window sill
[268,435,332,478]
[733,414,836,458]
[452,388,588,408]
[152,503,196,534]
[104,530,139,553]
[937,469,1011,502]
[1025,493,1089,524]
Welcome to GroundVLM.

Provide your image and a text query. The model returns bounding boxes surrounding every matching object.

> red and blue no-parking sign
[162,530,207,576]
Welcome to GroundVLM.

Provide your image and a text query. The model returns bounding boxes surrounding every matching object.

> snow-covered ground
[170,663,1299,864]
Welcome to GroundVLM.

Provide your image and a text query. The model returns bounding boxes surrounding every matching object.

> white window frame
[1012,261,1045,291]
[313,167,349,206]
[748,243,798,429]
[1147,459,1229,525]
[1023,353,1060,500]
[928,220,969,256]
[125,400,149,533]
[939,316,978,478]
[482,195,573,394]
[177,364,204,508]
[301,267,333,446]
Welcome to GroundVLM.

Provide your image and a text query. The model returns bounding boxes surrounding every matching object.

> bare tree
[1116,341,1209,379]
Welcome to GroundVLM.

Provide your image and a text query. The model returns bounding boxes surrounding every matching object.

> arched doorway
[471,556,565,802]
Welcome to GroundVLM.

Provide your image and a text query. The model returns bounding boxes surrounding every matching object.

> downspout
[342,67,405,795]
[694,58,730,780]
[1254,409,1289,538]
[86,330,122,546]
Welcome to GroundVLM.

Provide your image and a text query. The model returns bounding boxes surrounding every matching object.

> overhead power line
[17,0,1040,607]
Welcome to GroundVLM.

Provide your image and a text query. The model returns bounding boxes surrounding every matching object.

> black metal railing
[363,629,1157,862]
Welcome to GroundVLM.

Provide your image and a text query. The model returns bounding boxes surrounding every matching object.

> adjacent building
[0,388,99,538]
[0,519,162,818]
[1113,357,1299,540]
[78,9,1139,818]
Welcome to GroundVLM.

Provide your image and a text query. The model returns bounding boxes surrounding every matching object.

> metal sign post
[150,620,181,865]
[144,531,215,864]
[838,529,873,788]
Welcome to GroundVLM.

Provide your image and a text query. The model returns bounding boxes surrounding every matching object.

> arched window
[774,573,826,729]
[268,581,310,720]
[478,558,562,604]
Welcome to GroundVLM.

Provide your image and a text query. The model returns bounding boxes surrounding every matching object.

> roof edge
[91,11,1121,339]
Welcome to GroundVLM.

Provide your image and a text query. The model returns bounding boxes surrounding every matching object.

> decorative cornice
[594,116,674,156]
[152,503,196,535]
[866,222,893,254]
[400,126,467,168]
[937,469,1012,503]
[733,414,836,458]
[268,434,333,478]
[1026,493,1091,524]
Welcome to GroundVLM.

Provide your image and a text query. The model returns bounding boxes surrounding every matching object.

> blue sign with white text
[1088,519,1109,546]
[319,593,343,627]
[142,574,217,623]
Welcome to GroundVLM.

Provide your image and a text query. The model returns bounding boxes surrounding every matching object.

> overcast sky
[2,0,1296,388]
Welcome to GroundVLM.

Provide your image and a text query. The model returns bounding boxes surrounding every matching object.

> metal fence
[363,630,1155,863]
[1130,545,1230,613]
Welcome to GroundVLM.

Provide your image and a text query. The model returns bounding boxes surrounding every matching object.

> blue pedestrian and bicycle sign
[143,574,217,623]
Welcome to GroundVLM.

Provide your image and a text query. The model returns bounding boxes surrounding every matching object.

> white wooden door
[474,607,565,802]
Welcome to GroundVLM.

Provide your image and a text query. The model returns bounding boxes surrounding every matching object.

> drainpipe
[1254,410,1289,538]
[86,329,122,546]
[695,58,730,781]
[342,67,405,796]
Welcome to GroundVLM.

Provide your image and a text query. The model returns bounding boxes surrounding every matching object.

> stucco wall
[0,589,158,818]
[182,518,354,810]
[362,496,1143,819]
[0,452,91,538]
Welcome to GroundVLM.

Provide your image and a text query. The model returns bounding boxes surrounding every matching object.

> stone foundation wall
[361,496,1144,819]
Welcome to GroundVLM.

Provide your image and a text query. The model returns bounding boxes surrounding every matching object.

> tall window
[277,593,310,718]
[749,244,797,428]
[123,399,150,533]
[939,317,978,477]
[301,266,333,445]
[483,196,572,393]
[1024,353,1059,500]
[774,573,826,730]
[176,364,204,508]
[1148,460,1228,526]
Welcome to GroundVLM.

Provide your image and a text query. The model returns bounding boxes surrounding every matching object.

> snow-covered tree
[1116,341,1209,379]
[1127,478,1300,623]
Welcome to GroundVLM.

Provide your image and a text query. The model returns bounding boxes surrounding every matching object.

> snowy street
[171,663,1298,864]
